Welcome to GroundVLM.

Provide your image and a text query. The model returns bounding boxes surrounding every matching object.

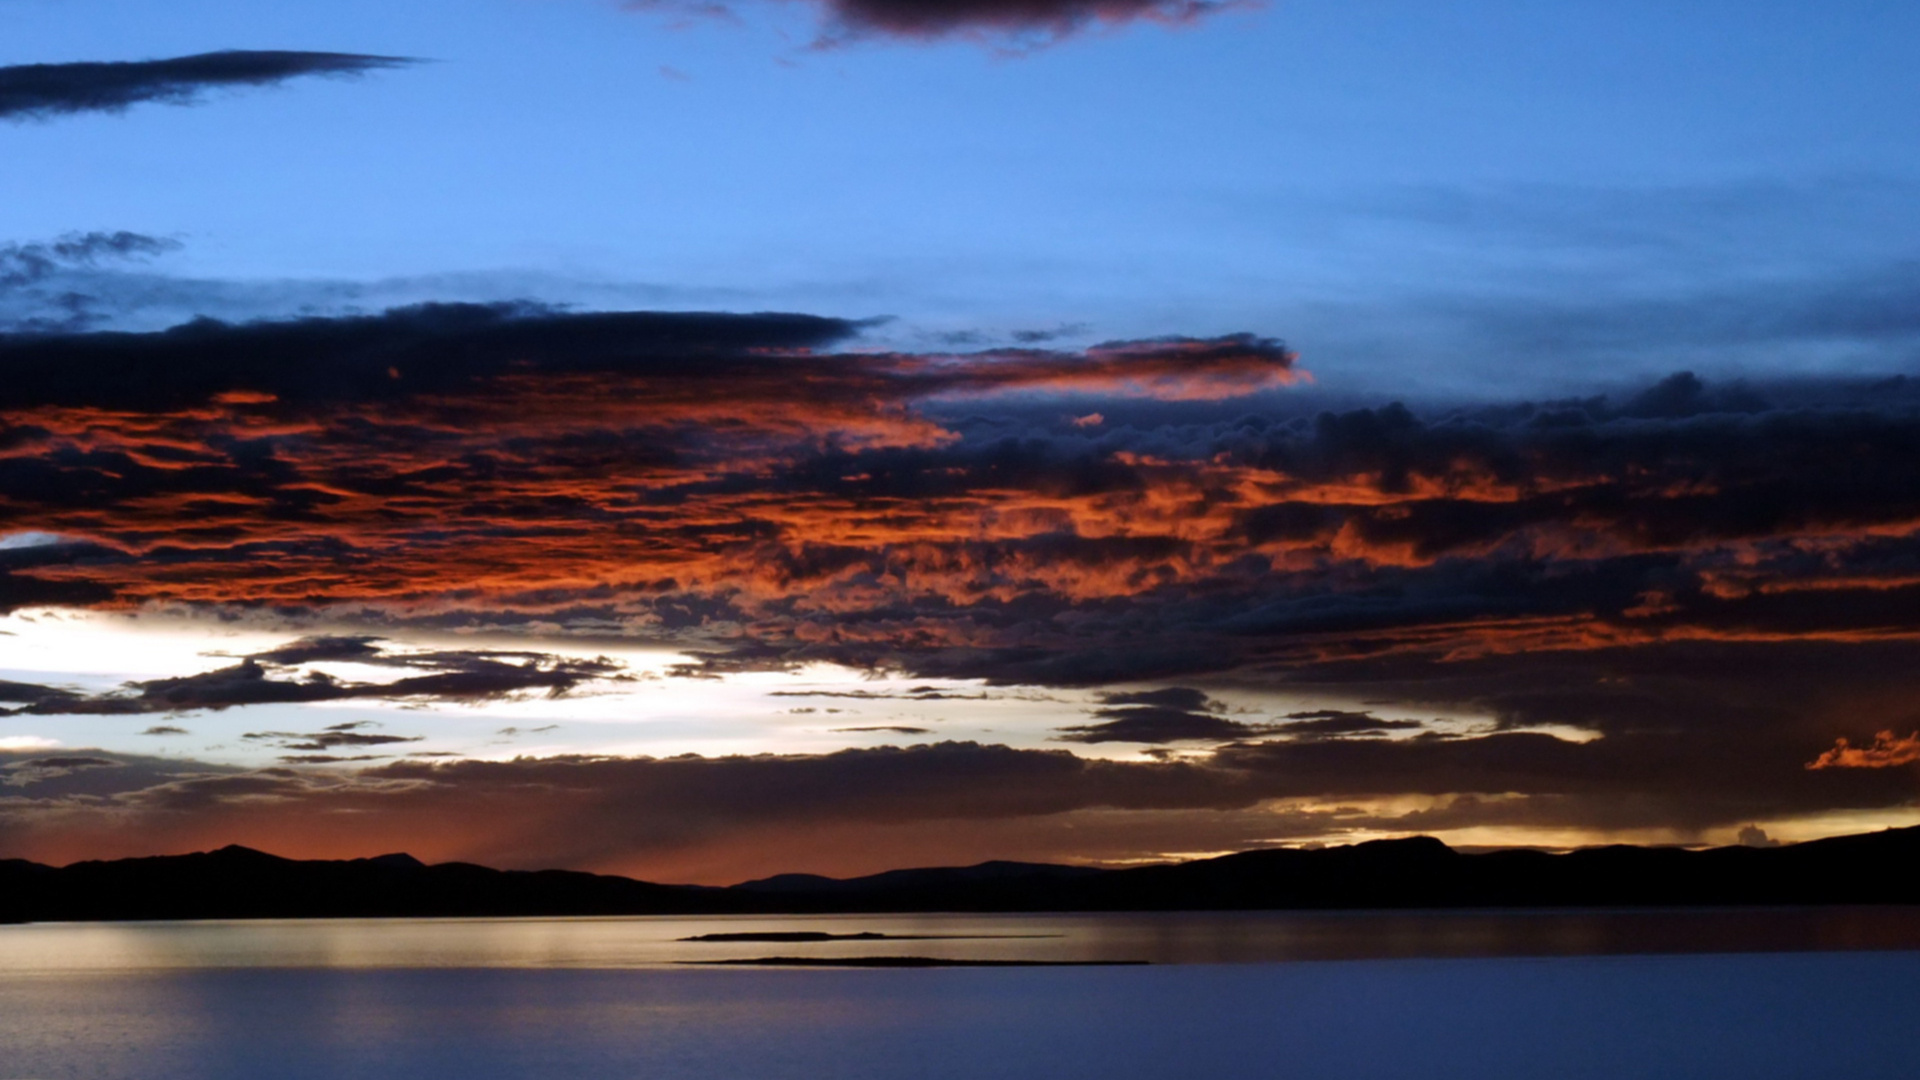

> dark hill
[0,844,708,922]
[5,827,1920,923]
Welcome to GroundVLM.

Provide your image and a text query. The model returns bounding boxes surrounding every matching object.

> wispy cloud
[0,51,418,122]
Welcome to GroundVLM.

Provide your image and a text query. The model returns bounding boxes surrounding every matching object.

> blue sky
[7,0,1920,393]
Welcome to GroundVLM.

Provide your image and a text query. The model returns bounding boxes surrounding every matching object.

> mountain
[0,845,710,923]
[5,827,1920,923]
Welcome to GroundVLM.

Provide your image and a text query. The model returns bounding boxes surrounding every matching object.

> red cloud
[9,308,1920,695]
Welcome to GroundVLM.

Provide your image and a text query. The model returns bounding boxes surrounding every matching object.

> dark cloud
[831,725,934,735]
[243,729,422,751]
[829,0,1235,40]
[2,637,623,716]
[1277,710,1425,738]
[1,232,179,291]
[0,678,79,705]
[0,540,125,613]
[0,572,117,614]
[2,755,121,787]
[247,635,388,666]
[0,302,864,411]
[13,756,117,771]
[771,688,991,701]
[1055,686,1273,744]
[1010,324,1090,344]
[2,715,1912,878]
[0,51,417,122]
[1095,687,1214,711]
[0,749,247,806]
[632,0,1247,49]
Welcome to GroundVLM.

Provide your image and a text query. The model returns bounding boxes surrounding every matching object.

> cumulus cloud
[0,51,417,122]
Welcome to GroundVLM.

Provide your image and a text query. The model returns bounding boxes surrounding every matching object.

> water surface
[6,911,1920,1079]
[5,906,1919,971]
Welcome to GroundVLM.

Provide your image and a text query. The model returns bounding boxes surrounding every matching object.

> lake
[4,909,1919,1078]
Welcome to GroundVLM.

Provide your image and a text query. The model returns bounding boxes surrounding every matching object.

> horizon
[12,818,1905,888]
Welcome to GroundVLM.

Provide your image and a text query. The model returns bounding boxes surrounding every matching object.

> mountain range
[6,827,1920,923]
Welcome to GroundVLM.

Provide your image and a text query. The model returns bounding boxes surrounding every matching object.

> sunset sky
[6,0,1920,884]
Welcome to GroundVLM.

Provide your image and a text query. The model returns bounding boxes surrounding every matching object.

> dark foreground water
[4,910,1919,1079]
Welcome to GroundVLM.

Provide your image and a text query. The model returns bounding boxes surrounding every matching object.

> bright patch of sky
[0,608,1504,767]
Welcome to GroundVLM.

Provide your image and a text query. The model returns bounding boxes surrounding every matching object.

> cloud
[1807,731,1920,770]
[1,232,179,291]
[2,636,624,716]
[7,307,1920,697]
[1055,701,1422,747]
[8,302,1920,861]
[0,51,417,122]
[1,537,119,613]
[241,723,425,762]
[0,303,1299,628]
[629,0,1250,49]
[1,755,120,787]
[1,710,1912,879]
[243,726,423,751]
[1275,710,1425,738]
[1055,686,1274,744]
[0,301,863,411]
[0,678,79,705]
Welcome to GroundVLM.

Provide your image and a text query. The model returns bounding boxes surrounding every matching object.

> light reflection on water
[3,906,1920,973]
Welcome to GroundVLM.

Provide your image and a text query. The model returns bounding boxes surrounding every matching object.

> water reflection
[4,906,1919,973]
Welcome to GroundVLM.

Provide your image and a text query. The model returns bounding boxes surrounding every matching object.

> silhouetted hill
[6,827,1920,923]
[0,844,711,922]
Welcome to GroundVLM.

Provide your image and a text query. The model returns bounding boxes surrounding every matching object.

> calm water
[4,910,1920,1078]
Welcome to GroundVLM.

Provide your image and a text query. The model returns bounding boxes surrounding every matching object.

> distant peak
[365,852,425,869]
[209,844,277,860]
[1355,835,1455,855]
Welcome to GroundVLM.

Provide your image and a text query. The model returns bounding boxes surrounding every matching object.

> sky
[4,0,1920,883]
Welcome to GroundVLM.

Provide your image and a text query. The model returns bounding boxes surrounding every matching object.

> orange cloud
[11,308,1920,693]
[1807,731,1920,770]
